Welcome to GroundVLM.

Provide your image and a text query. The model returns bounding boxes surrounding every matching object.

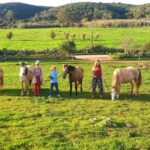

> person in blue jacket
[48,66,60,98]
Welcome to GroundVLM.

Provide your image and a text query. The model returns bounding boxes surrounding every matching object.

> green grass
[0,27,150,50]
[0,59,150,149]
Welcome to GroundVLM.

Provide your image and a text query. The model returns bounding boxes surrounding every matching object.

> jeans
[49,83,59,96]
[92,78,103,95]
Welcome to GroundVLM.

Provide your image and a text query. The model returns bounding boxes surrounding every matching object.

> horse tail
[137,69,142,88]
[0,70,4,88]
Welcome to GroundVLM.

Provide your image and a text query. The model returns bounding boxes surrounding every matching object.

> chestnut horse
[0,68,4,89]
[63,64,84,95]
[19,62,34,96]
[111,67,142,100]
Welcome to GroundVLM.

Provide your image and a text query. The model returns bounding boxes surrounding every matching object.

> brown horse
[63,64,84,95]
[111,67,142,100]
[19,62,34,96]
[0,68,4,89]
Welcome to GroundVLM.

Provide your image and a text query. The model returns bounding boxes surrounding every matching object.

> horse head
[62,64,69,79]
[19,62,28,76]
[111,86,118,100]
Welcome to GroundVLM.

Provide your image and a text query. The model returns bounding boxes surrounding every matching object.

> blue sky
[0,0,149,6]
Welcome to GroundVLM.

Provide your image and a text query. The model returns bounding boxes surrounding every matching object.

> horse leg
[116,84,121,99]
[26,82,29,96]
[75,82,77,95]
[80,79,83,93]
[135,79,139,96]
[70,81,72,96]
[130,81,134,96]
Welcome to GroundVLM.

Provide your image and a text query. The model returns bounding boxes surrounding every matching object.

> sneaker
[48,95,52,98]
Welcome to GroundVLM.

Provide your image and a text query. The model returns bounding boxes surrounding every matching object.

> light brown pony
[19,62,34,96]
[63,64,84,95]
[0,68,4,89]
[111,67,142,100]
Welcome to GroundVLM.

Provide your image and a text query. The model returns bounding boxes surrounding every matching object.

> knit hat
[35,60,40,65]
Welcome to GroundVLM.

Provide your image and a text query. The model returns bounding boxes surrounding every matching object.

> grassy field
[0,27,150,50]
[0,59,150,149]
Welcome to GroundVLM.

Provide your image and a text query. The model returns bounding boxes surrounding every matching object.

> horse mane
[112,69,120,89]
[68,65,76,71]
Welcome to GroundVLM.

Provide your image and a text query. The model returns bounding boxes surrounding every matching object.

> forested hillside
[0,2,149,28]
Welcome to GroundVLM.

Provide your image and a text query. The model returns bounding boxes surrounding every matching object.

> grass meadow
[0,59,150,149]
[0,27,150,50]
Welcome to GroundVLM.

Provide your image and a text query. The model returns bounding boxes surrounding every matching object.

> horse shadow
[117,93,150,102]
[0,89,149,102]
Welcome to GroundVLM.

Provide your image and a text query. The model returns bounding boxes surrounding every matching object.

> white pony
[111,67,142,100]
[19,62,34,96]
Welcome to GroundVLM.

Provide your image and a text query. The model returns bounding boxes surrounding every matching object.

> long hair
[93,59,101,67]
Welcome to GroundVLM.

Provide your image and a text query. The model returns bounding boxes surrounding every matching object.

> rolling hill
[0,2,149,28]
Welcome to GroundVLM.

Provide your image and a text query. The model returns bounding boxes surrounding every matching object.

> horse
[19,62,34,96]
[0,68,4,89]
[63,64,84,95]
[111,67,142,100]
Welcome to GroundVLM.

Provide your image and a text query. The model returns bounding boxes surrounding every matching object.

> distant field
[0,27,149,50]
[0,59,150,149]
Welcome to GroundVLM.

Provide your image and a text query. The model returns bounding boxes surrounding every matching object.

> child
[33,60,43,96]
[92,59,103,98]
[48,66,60,98]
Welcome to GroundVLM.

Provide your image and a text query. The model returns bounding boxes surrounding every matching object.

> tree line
[0,2,150,28]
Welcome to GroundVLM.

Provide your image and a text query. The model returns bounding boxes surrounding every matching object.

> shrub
[59,41,76,56]
[64,32,70,40]
[82,33,86,40]
[71,34,76,41]
[143,42,150,52]
[96,33,100,40]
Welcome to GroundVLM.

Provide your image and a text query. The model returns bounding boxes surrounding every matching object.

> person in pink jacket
[33,60,43,96]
